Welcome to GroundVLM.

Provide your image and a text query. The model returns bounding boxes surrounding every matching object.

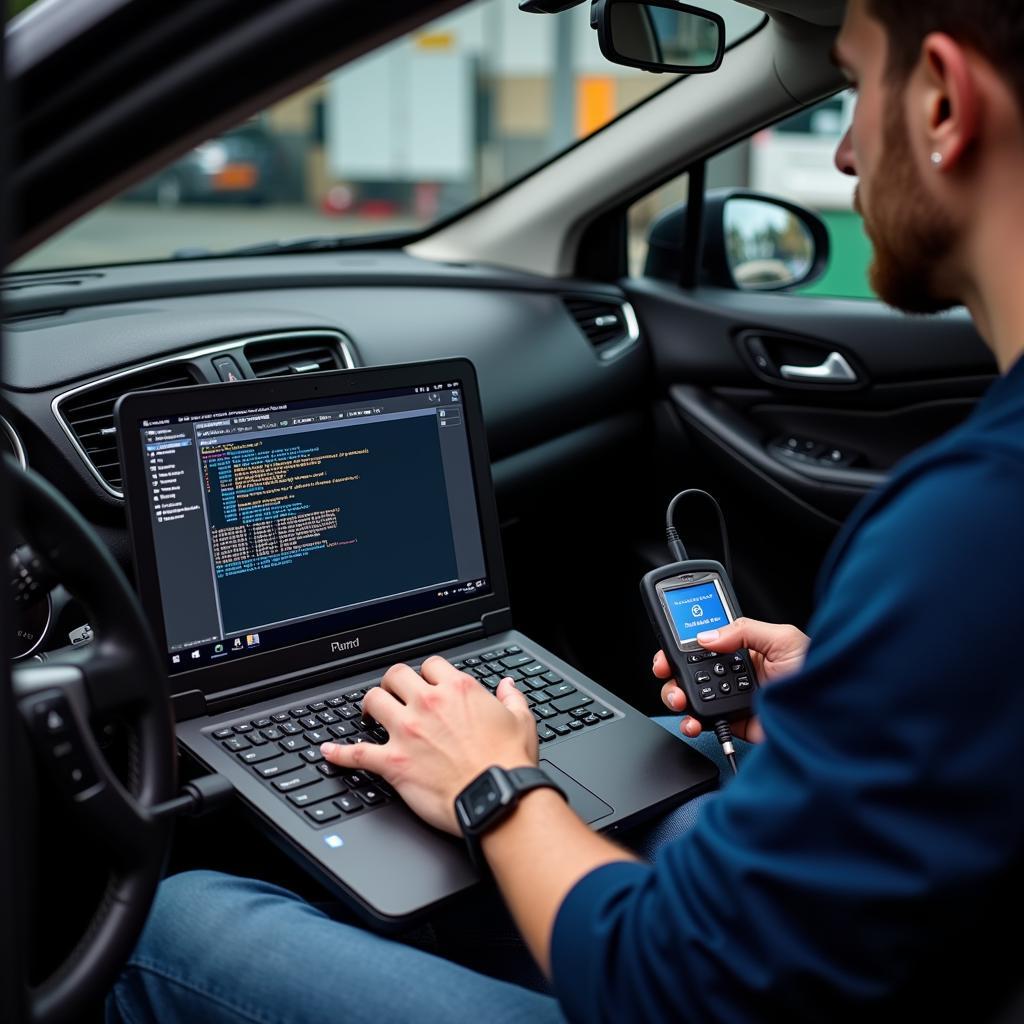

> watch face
[464,773,502,827]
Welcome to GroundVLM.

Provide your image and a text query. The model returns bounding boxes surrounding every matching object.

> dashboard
[2,250,649,663]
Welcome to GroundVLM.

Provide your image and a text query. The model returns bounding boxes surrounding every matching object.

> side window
[628,92,876,299]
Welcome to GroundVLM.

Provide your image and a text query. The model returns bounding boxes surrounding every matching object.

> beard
[857,103,960,314]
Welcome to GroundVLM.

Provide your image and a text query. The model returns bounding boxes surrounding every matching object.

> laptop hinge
[172,688,208,722]
[482,608,513,635]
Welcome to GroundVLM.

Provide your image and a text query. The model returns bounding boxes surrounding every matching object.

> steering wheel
[7,455,177,1023]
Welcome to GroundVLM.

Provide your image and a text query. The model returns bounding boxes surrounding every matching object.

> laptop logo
[331,638,360,654]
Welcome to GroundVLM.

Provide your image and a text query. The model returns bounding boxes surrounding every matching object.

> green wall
[798,209,877,300]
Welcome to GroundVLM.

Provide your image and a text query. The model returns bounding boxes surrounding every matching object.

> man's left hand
[320,657,539,835]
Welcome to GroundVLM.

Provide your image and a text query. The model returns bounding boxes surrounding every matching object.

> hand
[654,617,809,744]
[320,656,539,835]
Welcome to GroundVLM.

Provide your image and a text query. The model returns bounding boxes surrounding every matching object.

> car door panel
[626,277,996,627]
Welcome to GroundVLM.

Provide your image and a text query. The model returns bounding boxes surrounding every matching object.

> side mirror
[592,0,726,74]
[645,189,831,291]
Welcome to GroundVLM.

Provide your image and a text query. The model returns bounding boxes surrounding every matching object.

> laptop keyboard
[206,645,617,829]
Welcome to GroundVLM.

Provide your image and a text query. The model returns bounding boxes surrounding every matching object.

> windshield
[12,0,763,272]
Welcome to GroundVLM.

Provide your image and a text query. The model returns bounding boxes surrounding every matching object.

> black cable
[714,719,739,775]
[665,489,732,577]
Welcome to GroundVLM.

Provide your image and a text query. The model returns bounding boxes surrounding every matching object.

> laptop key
[463,657,481,667]
[299,716,320,730]
[500,654,532,669]
[252,717,273,729]
[239,746,282,765]
[553,693,594,714]
[337,705,360,720]
[309,701,327,712]
[522,663,547,677]
[537,725,557,742]
[256,755,303,778]
[280,721,303,736]
[346,690,365,702]
[288,779,348,807]
[528,689,551,704]
[317,710,339,725]
[271,712,291,723]
[300,748,325,765]
[290,707,311,718]
[280,736,309,753]
[305,805,341,825]
[233,723,253,734]
[582,713,601,726]
[551,721,572,736]
[479,675,502,691]
[535,704,558,720]
[594,707,614,720]
[305,730,331,745]
[504,645,522,655]
[358,787,386,806]
[567,719,585,731]
[213,728,233,740]
[261,727,284,741]
[334,794,363,814]
[541,671,562,685]
[328,696,346,707]
[317,762,344,778]
[328,722,357,739]
[272,768,320,792]
[546,683,577,700]
[247,733,269,747]
[223,736,251,752]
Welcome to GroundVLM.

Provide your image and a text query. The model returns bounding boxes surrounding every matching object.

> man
[107,1,1024,1021]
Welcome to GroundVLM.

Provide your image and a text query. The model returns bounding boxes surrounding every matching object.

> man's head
[833,0,1024,315]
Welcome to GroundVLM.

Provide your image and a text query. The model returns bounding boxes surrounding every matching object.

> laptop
[116,357,717,927]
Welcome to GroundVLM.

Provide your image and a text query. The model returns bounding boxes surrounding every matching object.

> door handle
[779,352,858,384]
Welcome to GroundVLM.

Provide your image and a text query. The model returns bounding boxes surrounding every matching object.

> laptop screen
[134,376,490,677]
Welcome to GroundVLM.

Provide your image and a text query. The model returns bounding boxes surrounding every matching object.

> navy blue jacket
[551,356,1024,1022]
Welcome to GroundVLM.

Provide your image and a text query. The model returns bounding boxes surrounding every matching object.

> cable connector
[666,525,688,563]
[150,773,236,821]
[713,719,739,775]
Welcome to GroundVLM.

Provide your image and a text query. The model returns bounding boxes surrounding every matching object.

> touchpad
[540,760,613,825]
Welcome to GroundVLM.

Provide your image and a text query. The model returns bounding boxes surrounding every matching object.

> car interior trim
[0,415,28,469]
[51,329,356,500]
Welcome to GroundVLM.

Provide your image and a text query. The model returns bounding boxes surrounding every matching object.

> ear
[917,32,981,170]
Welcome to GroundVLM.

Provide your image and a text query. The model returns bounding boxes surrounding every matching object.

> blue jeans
[107,721,743,1024]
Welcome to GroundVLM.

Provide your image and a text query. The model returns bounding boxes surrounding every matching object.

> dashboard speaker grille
[59,365,197,492]
[245,336,346,378]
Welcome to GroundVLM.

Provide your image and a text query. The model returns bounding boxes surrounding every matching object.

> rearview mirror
[593,0,726,74]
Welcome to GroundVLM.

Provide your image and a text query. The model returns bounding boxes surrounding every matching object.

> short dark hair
[867,0,1024,112]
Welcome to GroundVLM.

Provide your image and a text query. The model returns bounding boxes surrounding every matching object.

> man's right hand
[654,617,810,744]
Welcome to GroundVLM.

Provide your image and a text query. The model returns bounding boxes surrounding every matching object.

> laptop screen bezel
[116,356,509,704]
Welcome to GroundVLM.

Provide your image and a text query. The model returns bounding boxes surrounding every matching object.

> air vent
[563,295,638,360]
[245,335,347,378]
[59,364,198,494]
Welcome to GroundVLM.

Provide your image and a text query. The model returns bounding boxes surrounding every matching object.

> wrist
[479,786,567,857]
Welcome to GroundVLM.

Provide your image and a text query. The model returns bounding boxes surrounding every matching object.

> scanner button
[694,671,711,685]
[687,654,703,664]
[736,675,752,691]
[712,663,727,676]
[699,686,716,702]
[719,681,732,695]
[731,662,745,673]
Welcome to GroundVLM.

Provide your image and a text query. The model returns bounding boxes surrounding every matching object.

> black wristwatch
[455,765,567,870]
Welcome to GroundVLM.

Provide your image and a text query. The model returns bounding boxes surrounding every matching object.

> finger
[679,716,703,738]
[496,677,533,724]
[380,662,430,704]
[697,617,786,655]
[652,650,674,680]
[660,680,687,713]
[321,739,387,775]
[418,655,465,686]
[362,685,405,729]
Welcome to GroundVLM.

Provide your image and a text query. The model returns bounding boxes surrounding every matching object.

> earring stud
[931,151,943,166]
